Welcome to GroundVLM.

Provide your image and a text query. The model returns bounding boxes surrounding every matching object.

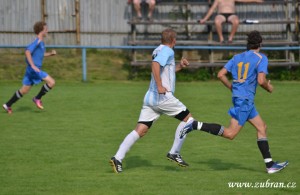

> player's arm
[217,67,232,91]
[44,50,57,57]
[257,72,273,93]
[25,50,40,72]
[176,57,189,72]
[199,0,219,23]
[152,61,167,94]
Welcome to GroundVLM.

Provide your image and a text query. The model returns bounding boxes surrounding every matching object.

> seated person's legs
[227,15,239,42]
[133,0,142,19]
[146,0,156,19]
[214,14,226,43]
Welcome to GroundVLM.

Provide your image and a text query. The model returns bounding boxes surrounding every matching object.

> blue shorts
[228,97,259,126]
[22,69,48,86]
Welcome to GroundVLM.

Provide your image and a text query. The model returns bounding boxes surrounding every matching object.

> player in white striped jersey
[110,29,197,173]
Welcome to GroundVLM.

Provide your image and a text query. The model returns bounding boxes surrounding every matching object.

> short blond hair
[161,28,176,44]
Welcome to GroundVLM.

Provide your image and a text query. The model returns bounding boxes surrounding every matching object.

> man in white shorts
[110,28,196,173]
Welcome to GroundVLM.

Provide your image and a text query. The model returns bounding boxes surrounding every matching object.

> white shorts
[138,93,187,122]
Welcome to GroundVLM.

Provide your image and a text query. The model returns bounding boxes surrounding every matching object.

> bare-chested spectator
[199,0,263,43]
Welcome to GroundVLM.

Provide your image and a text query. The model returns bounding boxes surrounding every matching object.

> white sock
[114,130,140,162]
[169,121,186,154]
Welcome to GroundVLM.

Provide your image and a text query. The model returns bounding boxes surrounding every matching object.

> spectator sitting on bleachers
[128,0,156,21]
[199,0,263,43]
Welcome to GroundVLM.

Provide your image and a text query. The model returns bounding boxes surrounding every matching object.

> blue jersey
[224,50,268,101]
[25,38,45,69]
[143,44,176,106]
[22,38,48,86]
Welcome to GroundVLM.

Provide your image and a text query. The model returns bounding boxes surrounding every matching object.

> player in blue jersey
[2,21,56,114]
[179,30,288,174]
[110,28,205,173]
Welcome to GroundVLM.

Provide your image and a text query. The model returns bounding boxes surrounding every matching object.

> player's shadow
[14,106,32,112]
[126,156,188,172]
[125,156,152,170]
[16,106,45,113]
[196,158,258,172]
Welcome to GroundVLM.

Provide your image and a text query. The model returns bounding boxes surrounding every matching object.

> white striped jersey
[143,44,176,106]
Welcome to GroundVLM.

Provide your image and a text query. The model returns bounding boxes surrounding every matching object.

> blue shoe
[267,161,288,174]
[179,118,194,139]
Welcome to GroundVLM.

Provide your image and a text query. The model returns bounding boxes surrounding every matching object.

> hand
[267,80,273,93]
[31,65,40,73]
[199,19,206,24]
[157,85,167,94]
[180,57,189,68]
[51,50,57,55]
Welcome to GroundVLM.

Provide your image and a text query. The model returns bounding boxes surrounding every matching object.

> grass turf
[0,81,299,195]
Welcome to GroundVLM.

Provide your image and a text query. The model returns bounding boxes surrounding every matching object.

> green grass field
[0,81,299,195]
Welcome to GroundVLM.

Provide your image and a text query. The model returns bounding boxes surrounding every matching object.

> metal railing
[1,45,299,81]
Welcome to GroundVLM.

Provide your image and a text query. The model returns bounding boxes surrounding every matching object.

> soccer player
[110,28,201,173]
[2,21,56,114]
[179,30,288,174]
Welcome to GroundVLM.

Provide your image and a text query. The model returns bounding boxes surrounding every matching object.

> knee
[214,20,223,26]
[136,128,148,137]
[223,129,238,140]
[137,130,147,137]
[19,89,29,95]
[48,79,55,88]
[133,0,140,6]
[225,133,236,140]
[231,19,239,26]
[149,0,156,6]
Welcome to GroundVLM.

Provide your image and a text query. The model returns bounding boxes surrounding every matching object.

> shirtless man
[199,0,263,43]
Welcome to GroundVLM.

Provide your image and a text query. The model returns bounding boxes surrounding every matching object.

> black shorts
[220,13,235,22]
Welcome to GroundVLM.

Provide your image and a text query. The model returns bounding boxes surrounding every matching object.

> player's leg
[248,114,288,173]
[3,85,32,114]
[33,74,55,109]
[110,106,159,173]
[114,122,150,161]
[227,15,239,42]
[36,74,55,99]
[221,118,243,140]
[3,72,34,112]
[167,111,192,167]
[214,15,226,43]
[179,116,225,139]
[111,123,150,173]
[179,98,247,139]
[154,95,191,166]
